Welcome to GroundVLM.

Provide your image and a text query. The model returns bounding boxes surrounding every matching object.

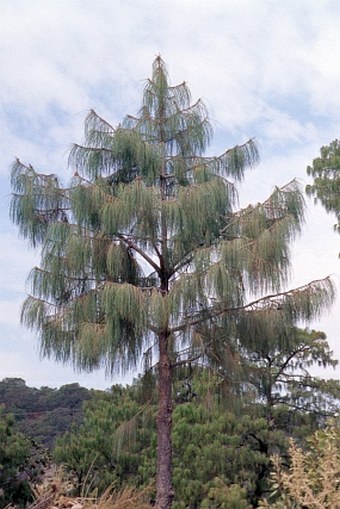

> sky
[0,0,339,389]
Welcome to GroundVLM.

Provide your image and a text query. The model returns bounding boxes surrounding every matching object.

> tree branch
[117,234,161,274]
[171,278,332,333]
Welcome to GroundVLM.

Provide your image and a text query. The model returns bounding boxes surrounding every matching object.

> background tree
[241,327,340,416]
[220,326,340,503]
[54,384,154,496]
[0,378,91,449]
[0,411,36,508]
[306,139,340,237]
[54,376,272,507]
[54,362,340,508]
[10,57,334,509]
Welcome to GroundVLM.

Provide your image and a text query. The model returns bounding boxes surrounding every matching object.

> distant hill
[0,378,93,449]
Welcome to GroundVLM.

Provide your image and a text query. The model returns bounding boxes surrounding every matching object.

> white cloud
[1,0,340,387]
[0,233,38,292]
[260,107,319,146]
[2,0,339,155]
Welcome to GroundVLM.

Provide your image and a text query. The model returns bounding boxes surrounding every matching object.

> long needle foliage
[10,57,335,509]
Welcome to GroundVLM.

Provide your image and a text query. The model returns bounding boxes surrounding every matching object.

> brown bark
[156,80,173,508]
[155,330,174,509]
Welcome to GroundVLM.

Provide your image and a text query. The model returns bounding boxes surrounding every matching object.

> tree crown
[10,57,335,377]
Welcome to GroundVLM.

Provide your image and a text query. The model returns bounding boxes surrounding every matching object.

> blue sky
[1,0,339,389]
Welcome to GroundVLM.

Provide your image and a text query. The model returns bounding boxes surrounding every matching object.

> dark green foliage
[200,478,251,509]
[55,380,273,505]
[54,356,340,507]
[0,411,35,508]
[171,403,270,508]
[306,139,340,235]
[54,384,156,496]
[0,378,91,449]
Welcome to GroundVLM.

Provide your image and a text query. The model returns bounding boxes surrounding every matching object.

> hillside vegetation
[1,364,340,508]
[0,378,92,449]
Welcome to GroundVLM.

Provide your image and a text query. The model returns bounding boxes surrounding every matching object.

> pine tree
[240,327,340,415]
[54,385,153,496]
[10,56,334,509]
[306,139,340,237]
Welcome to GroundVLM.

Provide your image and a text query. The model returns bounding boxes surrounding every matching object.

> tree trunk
[155,331,173,509]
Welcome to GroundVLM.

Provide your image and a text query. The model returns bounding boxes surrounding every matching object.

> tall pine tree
[306,139,340,243]
[10,57,334,509]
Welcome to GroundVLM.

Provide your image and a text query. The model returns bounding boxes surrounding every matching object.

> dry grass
[97,486,153,509]
[26,473,153,509]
